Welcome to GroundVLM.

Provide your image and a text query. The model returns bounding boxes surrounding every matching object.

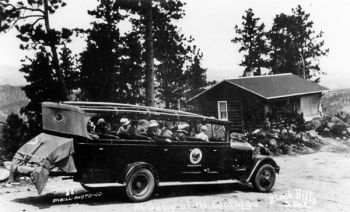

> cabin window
[217,101,228,120]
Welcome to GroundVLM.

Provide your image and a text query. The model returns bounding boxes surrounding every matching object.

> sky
[0,0,349,89]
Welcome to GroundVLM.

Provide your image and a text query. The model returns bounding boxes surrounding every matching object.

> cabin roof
[189,73,329,101]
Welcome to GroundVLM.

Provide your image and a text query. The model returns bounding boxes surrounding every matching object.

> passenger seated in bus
[95,118,108,134]
[160,121,174,143]
[87,120,99,140]
[117,118,131,138]
[161,121,174,137]
[174,123,189,141]
[147,120,169,142]
[128,119,151,140]
[195,125,209,142]
[147,120,161,136]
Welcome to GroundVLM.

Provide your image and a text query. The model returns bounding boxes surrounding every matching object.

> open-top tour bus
[9,101,279,202]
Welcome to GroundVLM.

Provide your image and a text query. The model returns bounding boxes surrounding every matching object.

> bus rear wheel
[125,168,155,202]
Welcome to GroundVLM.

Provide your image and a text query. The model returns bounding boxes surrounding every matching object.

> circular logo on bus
[190,148,202,164]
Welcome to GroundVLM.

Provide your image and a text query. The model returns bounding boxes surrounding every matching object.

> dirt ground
[0,136,350,212]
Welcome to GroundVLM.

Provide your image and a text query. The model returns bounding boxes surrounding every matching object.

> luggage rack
[64,101,230,124]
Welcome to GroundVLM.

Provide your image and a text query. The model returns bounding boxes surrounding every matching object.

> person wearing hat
[161,121,174,138]
[129,119,151,140]
[195,125,209,142]
[147,120,161,137]
[117,118,131,137]
[174,123,190,141]
[159,121,175,143]
[95,117,108,134]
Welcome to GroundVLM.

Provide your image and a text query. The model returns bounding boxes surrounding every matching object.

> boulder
[0,168,9,182]
[309,117,322,129]
[3,161,12,170]
[330,116,349,126]
[327,122,335,129]
[281,145,293,154]
[331,123,348,136]
[269,139,277,146]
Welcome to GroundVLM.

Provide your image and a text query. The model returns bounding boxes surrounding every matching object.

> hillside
[322,88,350,115]
[0,85,29,122]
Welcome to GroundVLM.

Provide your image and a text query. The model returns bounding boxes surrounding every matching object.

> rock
[3,161,12,170]
[331,116,344,124]
[269,139,277,146]
[347,127,350,134]
[327,122,335,129]
[331,123,348,136]
[0,168,10,182]
[304,122,314,131]
[310,117,322,128]
[281,145,293,154]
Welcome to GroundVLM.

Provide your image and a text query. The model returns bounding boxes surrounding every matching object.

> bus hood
[9,133,77,194]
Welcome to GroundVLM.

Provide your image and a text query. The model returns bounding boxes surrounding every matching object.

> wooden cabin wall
[192,82,243,132]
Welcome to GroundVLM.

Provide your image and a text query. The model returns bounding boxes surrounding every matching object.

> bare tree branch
[31,17,44,26]
[12,15,43,27]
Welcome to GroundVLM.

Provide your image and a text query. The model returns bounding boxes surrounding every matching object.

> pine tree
[268,5,329,81]
[60,45,79,96]
[232,8,269,76]
[118,31,145,104]
[114,0,155,106]
[184,47,208,101]
[80,0,145,102]
[0,0,71,99]
[20,49,61,115]
[118,0,193,108]
[150,0,192,108]
[1,113,26,157]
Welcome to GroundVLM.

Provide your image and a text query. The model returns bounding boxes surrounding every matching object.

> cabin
[188,73,329,132]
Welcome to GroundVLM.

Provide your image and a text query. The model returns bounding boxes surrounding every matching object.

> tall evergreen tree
[152,0,191,109]
[21,49,58,111]
[114,0,155,106]
[79,0,124,102]
[232,8,269,76]
[60,45,79,96]
[80,0,145,103]
[15,24,75,125]
[118,31,145,104]
[129,0,192,108]
[1,0,77,136]
[268,5,329,81]
[0,0,71,99]
[184,47,208,101]
[1,113,26,157]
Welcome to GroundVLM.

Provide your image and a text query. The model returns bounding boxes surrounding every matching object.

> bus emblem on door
[190,148,202,164]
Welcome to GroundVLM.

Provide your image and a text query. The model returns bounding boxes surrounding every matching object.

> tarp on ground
[9,133,77,194]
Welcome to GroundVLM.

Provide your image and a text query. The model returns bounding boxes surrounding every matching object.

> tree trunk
[144,0,155,106]
[43,0,69,100]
